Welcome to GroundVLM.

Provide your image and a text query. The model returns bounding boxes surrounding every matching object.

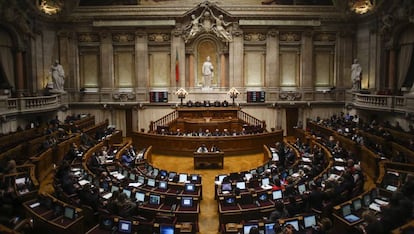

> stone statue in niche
[50,60,65,92]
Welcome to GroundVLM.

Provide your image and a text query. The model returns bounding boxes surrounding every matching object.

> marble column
[229,29,243,88]
[135,30,148,93]
[301,30,313,91]
[220,52,226,87]
[189,53,195,87]
[388,48,396,93]
[58,31,75,91]
[265,29,279,90]
[336,31,353,90]
[100,32,114,91]
[15,48,24,96]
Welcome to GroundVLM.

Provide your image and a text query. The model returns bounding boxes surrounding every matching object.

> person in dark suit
[269,200,289,222]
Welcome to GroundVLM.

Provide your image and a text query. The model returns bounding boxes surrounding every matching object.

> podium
[193,152,224,169]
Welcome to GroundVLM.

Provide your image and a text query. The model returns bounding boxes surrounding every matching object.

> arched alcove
[187,35,228,88]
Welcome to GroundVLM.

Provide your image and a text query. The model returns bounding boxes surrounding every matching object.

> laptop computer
[342,204,361,223]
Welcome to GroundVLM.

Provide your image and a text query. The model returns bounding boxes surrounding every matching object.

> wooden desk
[193,152,224,169]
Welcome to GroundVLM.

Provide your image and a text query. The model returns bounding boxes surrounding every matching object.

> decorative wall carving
[148,33,171,42]
[279,91,301,101]
[244,33,266,41]
[113,92,136,101]
[78,33,100,42]
[112,33,134,43]
[279,32,301,42]
[183,4,233,43]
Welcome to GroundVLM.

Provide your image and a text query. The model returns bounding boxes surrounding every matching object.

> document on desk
[78,180,90,186]
[374,199,389,206]
[128,182,143,188]
[261,184,272,190]
[334,166,345,171]
[102,193,113,199]
[369,203,381,212]
[30,202,40,208]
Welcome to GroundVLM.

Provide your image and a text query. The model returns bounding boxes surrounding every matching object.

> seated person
[196,144,209,153]
[121,151,134,167]
[210,144,220,152]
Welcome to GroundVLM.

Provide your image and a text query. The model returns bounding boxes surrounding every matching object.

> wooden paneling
[132,131,283,156]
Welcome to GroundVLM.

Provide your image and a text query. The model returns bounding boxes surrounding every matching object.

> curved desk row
[132,130,283,156]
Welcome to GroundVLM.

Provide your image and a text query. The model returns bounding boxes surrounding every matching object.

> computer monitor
[102,181,109,191]
[179,174,188,183]
[129,173,136,181]
[190,174,199,182]
[217,174,227,183]
[54,204,63,216]
[261,177,270,186]
[99,217,113,230]
[118,220,132,233]
[298,184,306,195]
[259,193,268,201]
[147,165,153,173]
[64,206,75,219]
[159,181,168,190]
[123,189,132,198]
[264,222,276,234]
[111,185,119,193]
[159,224,175,234]
[147,178,156,187]
[39,195,53,209]
[185,183,195,192]
[135,192,145,202]
[160,170,168,178]
[272,190,283,200]
[363,194,371,207]
[341,204,352,217]
[303,215,317,228]
[153,168,159,177]
[244,173,253,181]
[353,199,362,211]
[149,194,160,205]
[243,223,258,234]
[137,175,145,184]
[122,170,129,177]
[168,172,176,180]
[236,181,246,190]
[285,219,299,231]
[371,188,378,199]
[257,166,264,174]
[250,169,257,175]
[221,183,232,191]
[225,196,236,205]
[181,197,193,207]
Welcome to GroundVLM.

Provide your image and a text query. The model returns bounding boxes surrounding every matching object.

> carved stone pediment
[181,1,235,43]
[279,91,301,101]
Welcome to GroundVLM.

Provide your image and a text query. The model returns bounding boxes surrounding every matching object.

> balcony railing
[0,94,65,115]
[352,93,414,113]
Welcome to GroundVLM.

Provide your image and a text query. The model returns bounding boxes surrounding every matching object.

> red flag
[175,50,179,82]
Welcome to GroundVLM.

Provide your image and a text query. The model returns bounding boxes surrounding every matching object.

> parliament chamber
[1,0,414,233]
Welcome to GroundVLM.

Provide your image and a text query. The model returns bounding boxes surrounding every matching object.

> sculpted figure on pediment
[184,5,233,43]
